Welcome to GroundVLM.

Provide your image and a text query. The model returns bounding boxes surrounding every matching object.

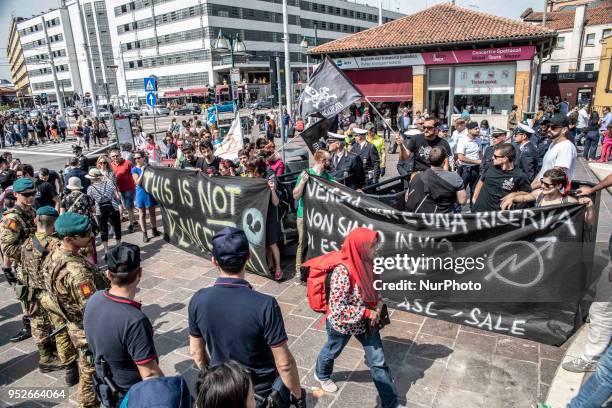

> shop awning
[215,84,246,95]
[163,87,209,97]
[344,68,413,102]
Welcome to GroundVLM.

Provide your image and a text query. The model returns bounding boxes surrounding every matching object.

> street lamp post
[106,65,120,145]
[213,30,247,113]
[300,37,310,83]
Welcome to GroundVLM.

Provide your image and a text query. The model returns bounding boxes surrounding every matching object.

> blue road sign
[146,92,157,107]
[40,92,48,98]
[144,77,156,92]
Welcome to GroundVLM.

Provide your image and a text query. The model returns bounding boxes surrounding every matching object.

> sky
[0,0,543,82]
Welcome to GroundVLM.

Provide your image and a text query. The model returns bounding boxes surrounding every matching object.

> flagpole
[364,96,398,135]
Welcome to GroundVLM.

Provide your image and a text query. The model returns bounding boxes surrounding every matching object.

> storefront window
[453,64,516,114]
[428,67,450,87]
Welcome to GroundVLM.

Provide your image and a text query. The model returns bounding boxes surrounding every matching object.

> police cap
[107,243,141,275]
[212,227,250,267]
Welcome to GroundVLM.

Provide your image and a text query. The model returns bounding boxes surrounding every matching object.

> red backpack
[303,254,350,313]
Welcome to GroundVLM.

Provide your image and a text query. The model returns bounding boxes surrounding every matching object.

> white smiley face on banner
[242,208,264,246]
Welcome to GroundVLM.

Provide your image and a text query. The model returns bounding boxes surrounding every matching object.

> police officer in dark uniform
[188,227,305,408]
[327,133,365,189]
[350,127,380,186]
[73,146,89,172]
[84,243,163,407]
[512,123,539,182]
[481,128,508,173]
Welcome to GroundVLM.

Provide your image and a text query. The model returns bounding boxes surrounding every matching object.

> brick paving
[0,139,609,407]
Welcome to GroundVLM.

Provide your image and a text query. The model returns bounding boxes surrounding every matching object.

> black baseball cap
[107,243,141,275]
[466,121,479,130]
[549,113,569,127]
[212,227,250,267]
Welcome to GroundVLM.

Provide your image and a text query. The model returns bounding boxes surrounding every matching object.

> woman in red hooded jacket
[313,228,403,408]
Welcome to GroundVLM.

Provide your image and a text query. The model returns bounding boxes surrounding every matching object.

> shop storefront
[540,71,599,107]
[310,3,556,127]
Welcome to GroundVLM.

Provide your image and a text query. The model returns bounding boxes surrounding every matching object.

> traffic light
[208,87,216,102]
[40,96,48,105]
[34,95,41,105]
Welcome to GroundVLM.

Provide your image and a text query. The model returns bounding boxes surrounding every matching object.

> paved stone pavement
[0,139,610,407]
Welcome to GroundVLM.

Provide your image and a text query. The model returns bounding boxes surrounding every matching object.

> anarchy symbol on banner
[484,237,557,288]
[242,208,264,246]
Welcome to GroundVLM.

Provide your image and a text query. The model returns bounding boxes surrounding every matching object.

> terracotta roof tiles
[310,3,556,55]
[522,2,612,31]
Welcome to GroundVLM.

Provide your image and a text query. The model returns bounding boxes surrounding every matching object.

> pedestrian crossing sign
[144,77,156,92]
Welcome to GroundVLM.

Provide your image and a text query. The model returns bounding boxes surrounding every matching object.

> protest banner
[142,166,272,277]
[216,113,243,160]
[302,175,603,345]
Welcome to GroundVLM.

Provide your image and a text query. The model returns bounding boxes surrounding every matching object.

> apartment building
[11,0,403,107]
[522,1,611,106]
[107,0,403,104]
[16,7,83,105]
[7,17,31,105]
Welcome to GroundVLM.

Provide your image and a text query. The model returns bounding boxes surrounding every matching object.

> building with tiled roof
[521,1,611,107]
[310,3,555,55]
[306,3,556,126]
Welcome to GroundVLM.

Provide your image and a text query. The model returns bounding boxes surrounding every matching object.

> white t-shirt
[456,137,481,166]
[537,139,577,180]
[577,108,589,129]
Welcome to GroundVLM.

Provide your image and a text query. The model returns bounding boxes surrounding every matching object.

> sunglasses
[423,126,435,130]
[19,190,36,197]
[493,154,505,159]
[540,179,555,188]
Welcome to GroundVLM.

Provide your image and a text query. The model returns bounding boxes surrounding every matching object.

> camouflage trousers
[32,290,78,366]
[44,301,99,407]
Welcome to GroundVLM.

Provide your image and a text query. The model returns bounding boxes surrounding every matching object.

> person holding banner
[293,151,334,278]
[247,157,283,280]
[131,152,160,243]
[313,228,403,408]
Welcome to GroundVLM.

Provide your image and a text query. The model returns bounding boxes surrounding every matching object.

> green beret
[55,212,91,237]
[36,206,59,217]
[13,178,35,193]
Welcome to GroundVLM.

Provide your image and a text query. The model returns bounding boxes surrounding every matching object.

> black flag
[298,56,362,119]
[300,118,329,154]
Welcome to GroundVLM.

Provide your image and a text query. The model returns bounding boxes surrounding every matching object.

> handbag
[365,304,391,336]
[93,182,114,215]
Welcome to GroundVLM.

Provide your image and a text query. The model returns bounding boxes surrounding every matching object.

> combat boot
[10,316,32,342]
[65,361,79,387]
[38,343,63,373]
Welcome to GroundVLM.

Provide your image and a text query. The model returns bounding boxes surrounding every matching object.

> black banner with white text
[303,176,602,345]
[142,166,272,277]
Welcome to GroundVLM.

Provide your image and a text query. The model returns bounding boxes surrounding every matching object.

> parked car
[143,105,170,116]
[97,108,111,120]
[173,103,201,115]
[248,99,273,110]
[116,109,140,121]
[208,101,235,114]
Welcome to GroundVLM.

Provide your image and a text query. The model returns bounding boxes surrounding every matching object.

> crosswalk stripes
[2,141,79,157]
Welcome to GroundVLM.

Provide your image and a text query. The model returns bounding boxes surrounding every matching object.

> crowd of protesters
[0,93,610,408]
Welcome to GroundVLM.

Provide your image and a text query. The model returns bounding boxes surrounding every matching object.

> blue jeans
[569,344,612,407]
[316,320,399,408]
[583,134,599,160]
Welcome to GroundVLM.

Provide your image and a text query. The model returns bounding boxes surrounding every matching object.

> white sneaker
[562,355,597,373]
[313,372,338,393]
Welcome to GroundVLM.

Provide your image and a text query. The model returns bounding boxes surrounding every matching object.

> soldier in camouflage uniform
[21,206,78,378]
[43,212,108,408]
[0,177,36,342]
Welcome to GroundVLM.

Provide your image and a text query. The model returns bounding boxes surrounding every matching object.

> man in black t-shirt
[473,143,531,212]
[84,244,163,402]
[198,141,221,175]
[34,168,59,210]
[396,117,451,172]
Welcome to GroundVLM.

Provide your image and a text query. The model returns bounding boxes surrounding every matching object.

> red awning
[163,87,209,97]
[344,68,413,102]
